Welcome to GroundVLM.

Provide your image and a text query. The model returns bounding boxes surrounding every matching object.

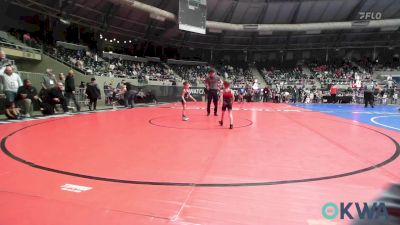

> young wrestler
[219,81,234,129]
[181,81,196,121]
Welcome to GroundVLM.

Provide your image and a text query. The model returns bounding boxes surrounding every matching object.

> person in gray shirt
[204,69,221,116]
[42,69,57,90]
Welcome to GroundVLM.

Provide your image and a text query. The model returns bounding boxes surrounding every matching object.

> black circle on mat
[149,115,253,130]
[1,118,399,187]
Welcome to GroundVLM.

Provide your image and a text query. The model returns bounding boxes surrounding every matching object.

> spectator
[4,102,21,120]
[42,69,57,89]
[65,70,81,112]
[330,84,337,103]
[16,79,39,118]
[393,91,398,105]
[263,86,270,102]
[0,50,11,68]
[85,78,101,111]
[59,73,65,84]
[23,33,31,46]
[116,80,126,89]
[137,88,146,100]
[43,82,69,114]
[103,81,113,105]
[124,82,137,108]
[146,90,158,104]
[387,75,393,88]
[0,65,23,103]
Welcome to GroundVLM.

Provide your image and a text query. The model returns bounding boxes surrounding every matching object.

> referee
[205,69,221,116]
[364,79,375,108]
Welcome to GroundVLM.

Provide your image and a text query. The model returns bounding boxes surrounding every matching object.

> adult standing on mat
[364,79,375,108]
[205,69,221,116]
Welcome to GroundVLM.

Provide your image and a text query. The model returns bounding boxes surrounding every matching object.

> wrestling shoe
[230,124,233,129]
[219,121,223,126]
[182,116,189,121]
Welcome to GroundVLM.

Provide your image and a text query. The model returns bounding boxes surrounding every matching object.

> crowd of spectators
[221,65,254,88]
[260,65,310,86]
[167,64,255,88]
[45,45,177,83]
[0,49,36,119]
[356,57,400,73]
[168,64,209,85]
[259,60,373,88]
[308,60,371,85]
[0,55,159,119]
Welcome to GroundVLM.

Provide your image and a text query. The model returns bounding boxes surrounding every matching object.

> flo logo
[359,12,382,20]
[322,202,388,220]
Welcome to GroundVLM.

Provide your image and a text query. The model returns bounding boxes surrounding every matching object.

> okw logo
[322,202,388,220]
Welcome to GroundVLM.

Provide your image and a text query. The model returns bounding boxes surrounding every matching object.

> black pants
[292,95,297,103]
[42,98,68,115]
[207,89,219,115]
[65,92,81,111]
[125,90,137,108]
[263,94,269,102]
[58,98,69,112]
[364,92,374,107]
[331,94,336,103]
[274,95,280,103]
[89,98,97,110]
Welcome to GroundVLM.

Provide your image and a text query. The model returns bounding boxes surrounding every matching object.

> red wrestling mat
[0,102,399,225]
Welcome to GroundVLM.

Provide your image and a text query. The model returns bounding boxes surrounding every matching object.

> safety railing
[0,41,42,54]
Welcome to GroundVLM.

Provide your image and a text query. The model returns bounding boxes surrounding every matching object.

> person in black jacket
[42,82,68,114]
[16,79,39,117]
[262,86,270,102]
[125,82,137,108]
[85,78,101,111]
[64,70,81,112]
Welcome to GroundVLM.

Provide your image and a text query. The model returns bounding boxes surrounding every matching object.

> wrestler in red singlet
[219,81,234,129]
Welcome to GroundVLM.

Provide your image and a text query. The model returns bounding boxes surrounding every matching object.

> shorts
[222,101,232,111]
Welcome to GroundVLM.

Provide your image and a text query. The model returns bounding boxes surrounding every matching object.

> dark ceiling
[7,0,400,50]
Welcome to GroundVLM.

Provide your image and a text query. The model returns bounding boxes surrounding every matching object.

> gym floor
[0,102,399,225]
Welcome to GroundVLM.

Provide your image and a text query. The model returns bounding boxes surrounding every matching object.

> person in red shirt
[330,84,337,103]
[219,81,235,129]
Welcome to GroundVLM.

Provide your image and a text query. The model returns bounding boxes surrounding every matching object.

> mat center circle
[149,114,253,129]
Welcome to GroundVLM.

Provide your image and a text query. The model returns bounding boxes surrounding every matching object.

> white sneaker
[24,114,31,118]
[182,116,189,121]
